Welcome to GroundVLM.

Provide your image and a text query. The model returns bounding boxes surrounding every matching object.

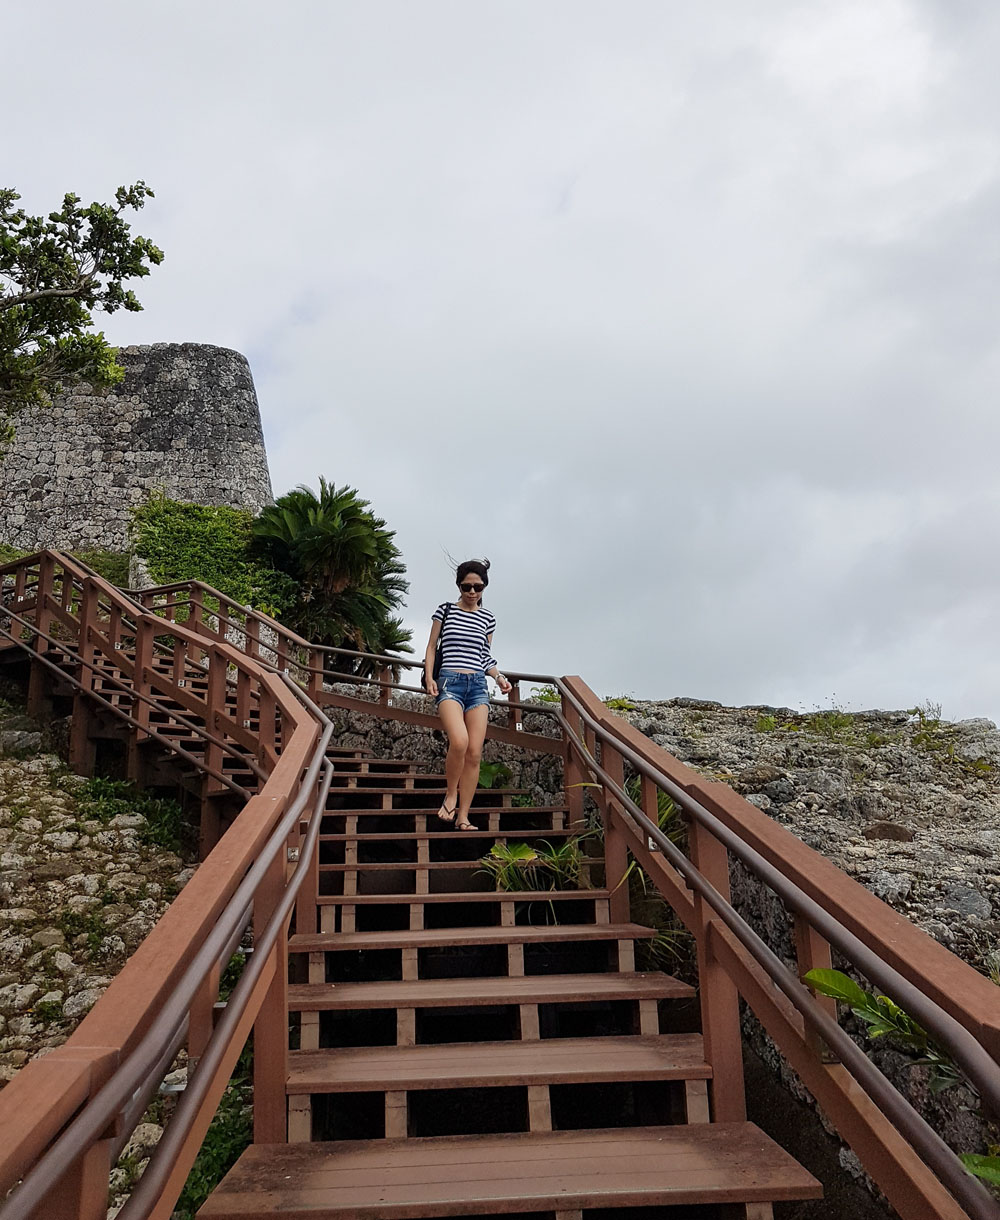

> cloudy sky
[7,1,1000,720]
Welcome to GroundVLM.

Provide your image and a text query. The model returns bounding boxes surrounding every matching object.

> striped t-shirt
[432,603,498,674]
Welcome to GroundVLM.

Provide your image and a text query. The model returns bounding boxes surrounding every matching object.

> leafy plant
[79,776,188,855]
[478,761,513,789]
[804,709,856,742]
[510,792,535,808]
[530,684,561,703]
[803,968,960,1092]
[1,182,163,413]
[961,1151,1000,1186]
[132,494,295,616]
[252,478,411,672]
[604,694,636,711]
[755,713,778,732]
[623,776,685,844]
[479,836,592,893]
[172,1044,252,1219]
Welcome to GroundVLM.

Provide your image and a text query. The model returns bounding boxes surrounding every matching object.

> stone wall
[0,343,273,552]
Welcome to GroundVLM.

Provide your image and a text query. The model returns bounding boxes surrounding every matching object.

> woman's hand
[495,673,512,695]
[427,676,438,697]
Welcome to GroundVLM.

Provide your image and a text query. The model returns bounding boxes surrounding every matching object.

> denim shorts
[436,669,490,712]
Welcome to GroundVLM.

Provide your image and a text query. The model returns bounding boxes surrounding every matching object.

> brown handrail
[0,552,332,1218]
[0,603,264,791]
[3,556,998,1219]
[548,700,1000,1219]
[1,706,335,1220]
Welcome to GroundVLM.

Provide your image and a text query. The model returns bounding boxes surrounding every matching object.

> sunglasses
[460,582,485,593]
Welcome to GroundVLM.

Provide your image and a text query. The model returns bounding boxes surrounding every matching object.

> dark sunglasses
[460,582,485,593]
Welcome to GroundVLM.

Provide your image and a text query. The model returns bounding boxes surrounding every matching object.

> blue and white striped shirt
[432,603,498,674]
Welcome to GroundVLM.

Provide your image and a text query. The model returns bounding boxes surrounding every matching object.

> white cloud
[6,0,1000,721]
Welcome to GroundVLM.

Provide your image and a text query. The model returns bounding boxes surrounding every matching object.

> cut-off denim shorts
[436,669,490,713]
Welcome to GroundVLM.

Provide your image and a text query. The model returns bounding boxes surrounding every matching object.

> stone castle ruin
[0,342,273,552]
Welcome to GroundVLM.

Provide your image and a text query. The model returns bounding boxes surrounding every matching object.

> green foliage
[803,968,960,1091]
[478,761,513,789]
[755,713,778,732]
[907,704,992,778]
[57,908,110,956]
[479,836,592,893]
[173,1045,253,1219]
[623,775,685,844]
[78,776,187,855]
[604,694,636,711]
[252,478,412,670]
[510,792,535,808]
[71,549,130,587]
[31,999,65,1023]
[0,541,26,565]
[132,495,296,616]
[0,182,163,412]
[961,1152,1000,1186]
[804,709,856,741]
[530,684,561,704]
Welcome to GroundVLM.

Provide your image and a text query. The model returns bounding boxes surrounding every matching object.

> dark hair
[456,558,490,606]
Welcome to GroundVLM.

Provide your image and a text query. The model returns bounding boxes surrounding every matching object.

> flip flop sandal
[436,800,457,822]
[456,820,476,831]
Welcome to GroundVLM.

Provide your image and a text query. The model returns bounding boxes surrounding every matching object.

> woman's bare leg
[437,698,468,820]
[456,704,489,828]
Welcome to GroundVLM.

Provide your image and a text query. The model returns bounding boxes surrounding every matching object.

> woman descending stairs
[199,746,821,1219]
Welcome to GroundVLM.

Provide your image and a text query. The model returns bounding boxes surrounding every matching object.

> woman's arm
[424,618,442,695]
[485,632,512,695]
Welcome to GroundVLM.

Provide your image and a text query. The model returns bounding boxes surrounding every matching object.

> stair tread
[287,1034,710,1092]
[319,860,599,872]
[316,888,610,904]
[289,922,656,952]
[320,828,573,841]
[198,1123,822,1218]
[287,971,693,1010]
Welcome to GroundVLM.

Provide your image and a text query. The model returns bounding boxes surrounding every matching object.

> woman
[424,558,512,829]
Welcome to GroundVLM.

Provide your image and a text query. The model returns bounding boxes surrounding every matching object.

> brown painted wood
[286,1035,710,1092]
[197,1123,822,1218]
[289,922,657,953]
[287,972,693,1012]
[315,888,611,905]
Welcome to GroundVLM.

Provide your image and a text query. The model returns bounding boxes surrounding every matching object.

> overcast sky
[7,1,1000,721]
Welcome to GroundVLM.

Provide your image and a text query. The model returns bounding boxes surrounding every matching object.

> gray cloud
[6,0,1000,720]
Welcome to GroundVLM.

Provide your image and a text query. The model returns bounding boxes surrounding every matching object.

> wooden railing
[1,552,999,1219]
[0,553,333,1220]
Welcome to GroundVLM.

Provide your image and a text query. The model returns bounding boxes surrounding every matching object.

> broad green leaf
[960,1154,1000,1185]
[803,969,869,1009]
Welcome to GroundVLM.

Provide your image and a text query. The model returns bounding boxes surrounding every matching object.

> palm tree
[252,478,412,667]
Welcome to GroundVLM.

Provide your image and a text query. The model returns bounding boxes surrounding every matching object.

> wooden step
[315,888,609,905]
[287,971,692,1012]
[318,859,600,873]
[289,922,656,953]
[198,1123,822,1218]
[287,1034,709,1093]
[319,826,573,841]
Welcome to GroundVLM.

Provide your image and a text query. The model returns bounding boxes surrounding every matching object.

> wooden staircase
[199,745,821,1219]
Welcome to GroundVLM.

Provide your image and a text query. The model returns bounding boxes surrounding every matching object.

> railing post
[561,693,586,833]
[794,914,839,1062]
[377,665,390,706]
[199,649,229,858]
[68,579,100,775]
[26,1047,120,1220]
[254,845,289,1142]
[26,554,55,719]
[600,745,631,924]
[688,817,747,1122]
[508,681,522,732]
[307,647,323,702]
